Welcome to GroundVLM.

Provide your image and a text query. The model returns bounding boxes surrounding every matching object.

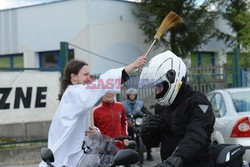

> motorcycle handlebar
[114,136,131,141]
[244,146,250,149]
[128,113,145,118]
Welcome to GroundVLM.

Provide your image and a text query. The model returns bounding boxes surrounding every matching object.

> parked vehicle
[41,134,139,167]
[206,87,250,162]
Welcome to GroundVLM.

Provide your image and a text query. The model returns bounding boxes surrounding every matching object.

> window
[202,52,213,66]
[230,91,250,113]
[191,53,198,67]
[68,49,74,61]
[206,93,214,102]
[0,54,24,68]
[39,51,60,68]
[0,57,10,68]
[211,93,226,118]
[39,49,74,69]
[191,52,215,67]
[13,55,24,68]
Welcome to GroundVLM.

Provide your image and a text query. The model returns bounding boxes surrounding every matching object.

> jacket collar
[171,82,193,108]
[102,100,114,107]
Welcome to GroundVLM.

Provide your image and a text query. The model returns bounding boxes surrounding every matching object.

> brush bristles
[154,11,183,40]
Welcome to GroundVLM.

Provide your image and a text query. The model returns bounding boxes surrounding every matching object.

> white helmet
[126,88,138,95]
[139,50,186,106]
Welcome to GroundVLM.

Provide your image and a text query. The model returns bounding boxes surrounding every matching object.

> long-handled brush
[144,11,183,57]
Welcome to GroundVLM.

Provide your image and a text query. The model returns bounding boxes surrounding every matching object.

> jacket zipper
[110,103,115,137]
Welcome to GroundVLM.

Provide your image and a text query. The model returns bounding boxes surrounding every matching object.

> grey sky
[0,0,205,11]
[0,0,62,10]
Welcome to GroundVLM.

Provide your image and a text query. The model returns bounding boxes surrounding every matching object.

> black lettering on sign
[0,87,48,109]
[0,88,12,109]
[35,87,47,108]
[14,87,32,109]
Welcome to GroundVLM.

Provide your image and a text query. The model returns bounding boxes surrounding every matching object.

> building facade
[0,0,238,137]
[0,0,166,74]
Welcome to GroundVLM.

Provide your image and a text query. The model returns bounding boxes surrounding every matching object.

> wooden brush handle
[145,39,157,57]
[134,39,156,72]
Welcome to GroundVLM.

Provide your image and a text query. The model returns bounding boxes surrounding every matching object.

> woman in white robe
[39,56,146,167]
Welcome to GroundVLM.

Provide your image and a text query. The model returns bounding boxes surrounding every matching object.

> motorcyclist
[122,88,154,161]
[139,50,215,167]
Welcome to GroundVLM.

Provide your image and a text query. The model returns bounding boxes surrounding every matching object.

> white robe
[39,67,123,167]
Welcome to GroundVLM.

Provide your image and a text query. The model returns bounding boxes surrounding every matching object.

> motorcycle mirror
[40,147,55,167]
[128,140,137,149]
[113,149,139,166]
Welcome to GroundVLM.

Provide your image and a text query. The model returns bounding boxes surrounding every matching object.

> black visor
[155,81,169,99]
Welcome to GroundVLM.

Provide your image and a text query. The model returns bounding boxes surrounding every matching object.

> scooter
[41,134,139,167]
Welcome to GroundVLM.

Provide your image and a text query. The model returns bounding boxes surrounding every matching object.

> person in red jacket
[93,91,128,147]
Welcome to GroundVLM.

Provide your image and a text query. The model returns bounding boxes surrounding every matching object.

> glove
[140,115,163,133]
[133,111,144,117]
[154,156,183,167]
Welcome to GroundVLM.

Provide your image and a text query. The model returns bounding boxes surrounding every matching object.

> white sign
[0,71,60,124]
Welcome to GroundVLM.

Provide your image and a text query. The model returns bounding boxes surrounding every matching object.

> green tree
[219,0,250,68]
[218,0,249,46]
[238,10,250,68]
[132,0,220,58]
[237,11,250,50]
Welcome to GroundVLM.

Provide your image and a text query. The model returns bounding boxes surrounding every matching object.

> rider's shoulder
[136,100,144,104]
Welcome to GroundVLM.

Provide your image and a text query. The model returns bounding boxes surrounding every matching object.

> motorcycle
[127,112,145,165]
[41,134,139,167]
[211,144,250,167]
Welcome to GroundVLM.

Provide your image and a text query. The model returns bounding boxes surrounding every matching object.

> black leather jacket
[141,83,215,167]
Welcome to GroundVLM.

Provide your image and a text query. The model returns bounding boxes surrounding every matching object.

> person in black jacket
[139,50,215,167]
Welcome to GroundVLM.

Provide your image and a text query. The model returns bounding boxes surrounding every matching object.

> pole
[233,48,241,87]
[197,52,201,92]
[60,42,69,72]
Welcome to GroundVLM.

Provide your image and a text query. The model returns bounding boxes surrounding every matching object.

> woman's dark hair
[58,59,88,100]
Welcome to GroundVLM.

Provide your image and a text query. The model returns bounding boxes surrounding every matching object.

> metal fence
[0,122,50,139]
[0,122,50,147]
[242,69,250,87]
[188,65,228,94]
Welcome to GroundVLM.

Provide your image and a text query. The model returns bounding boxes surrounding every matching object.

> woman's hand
[123,139,130,146]
[85,127,100,136]
[124,55,147,74]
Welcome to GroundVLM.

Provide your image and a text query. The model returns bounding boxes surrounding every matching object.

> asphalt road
[141,150,161,167]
